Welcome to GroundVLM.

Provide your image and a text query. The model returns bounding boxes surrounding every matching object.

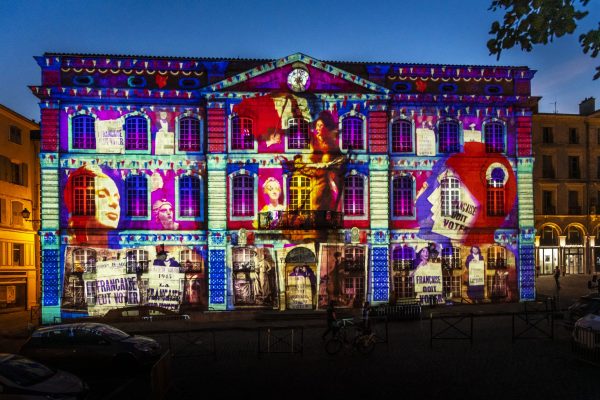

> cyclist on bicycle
[322,300,339,340]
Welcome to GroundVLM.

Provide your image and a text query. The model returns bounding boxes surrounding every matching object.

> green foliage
[488,0,600,79]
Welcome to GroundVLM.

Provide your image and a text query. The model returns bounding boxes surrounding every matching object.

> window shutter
[21,163,28,187]
[11,201,23,226]
[0,156,9,182]
[0,198,6,224]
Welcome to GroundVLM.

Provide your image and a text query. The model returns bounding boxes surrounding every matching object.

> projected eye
[439,84,457,93]
[127,76,147,88]
[393,82,412,93]
[73,76,94,86]
[179,78,200,89]
[485,85,503,95]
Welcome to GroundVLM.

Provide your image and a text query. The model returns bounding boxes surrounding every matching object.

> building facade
[533,98,600,276]
[31,53,536,323]
[0,104,40,310]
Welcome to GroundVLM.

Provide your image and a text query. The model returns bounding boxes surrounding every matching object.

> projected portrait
[152,198,179,230]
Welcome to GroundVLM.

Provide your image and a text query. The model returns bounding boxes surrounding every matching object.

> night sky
[1,0,599,121]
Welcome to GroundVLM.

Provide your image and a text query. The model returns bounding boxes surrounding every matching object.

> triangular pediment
[208,53,389,94]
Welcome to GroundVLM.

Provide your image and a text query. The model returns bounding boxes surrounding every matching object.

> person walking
[361,301,372,334]
[554,266,561,290]
[322,300,338,340]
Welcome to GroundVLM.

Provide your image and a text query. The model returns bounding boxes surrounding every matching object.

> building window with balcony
[487,246,507,269]
[231,174,255,218]
[178,117,201,152]
[72,175,95,216]
[542,190,555,215]
[542,155,555,178]
[568,156,581,179]
[287,118,310,150]
[125,115,149,151]
[289,175,311,210]
[438,120,460,153]
[125,174,148,218]
[542,127,553,143]
[73,248,97,273]
[569,128,579,144]
[126,249,149,274]
[441,177,460,217]
[341,116,364,151]
[392,175,413,218]
[72,115,96,150]
[344,174,365,217]
[484,121,505,153]
[568,191,581,215]
[231,116,254,150]
[391,119,413,153]
[487,178,505,216]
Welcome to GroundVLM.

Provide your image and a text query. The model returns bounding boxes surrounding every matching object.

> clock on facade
[287,68,310,92]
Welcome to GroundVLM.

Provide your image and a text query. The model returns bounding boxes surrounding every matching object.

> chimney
[579,97,595,115]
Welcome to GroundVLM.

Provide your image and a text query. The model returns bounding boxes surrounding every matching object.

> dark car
[20,323,161,374]
[564,293,600,330]
[0,353,88,399]
[103,305,190,322]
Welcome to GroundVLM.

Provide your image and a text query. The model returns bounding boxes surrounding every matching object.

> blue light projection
[209,249,226,304]
[372,247,389,302]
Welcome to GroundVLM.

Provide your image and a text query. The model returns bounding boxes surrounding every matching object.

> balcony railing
[257,210,343,230]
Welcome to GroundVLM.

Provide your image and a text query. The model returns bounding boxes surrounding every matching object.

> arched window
[232,174,255,217]
[125,116,148,150]
[287,118,310,149]
[392,246,415,271]
[72,115,96,149]
[438,120,460,153]
[344,174,365,216]
[126,249,149,274]
[485,121,505,153]
[566,226,583,245]
[391,119,412,153]
[73,248,97,273]
[487,246,507,269]
[179,175,202,218]
[487,177,505,216]
[540,226,559,246]
[441,177,460,217]
[72,175,95,216]
[289,175,311,210]
[178,117,201,152]
[125,174,148,217]
[441,247,460,269]
[392,175,413,217]
[231,117,254,150]
[341,116,364,150]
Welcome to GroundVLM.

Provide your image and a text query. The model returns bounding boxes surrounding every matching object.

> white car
[572,312,600,349]
[0,353,88,399]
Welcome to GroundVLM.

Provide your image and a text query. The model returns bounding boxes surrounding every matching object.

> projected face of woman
[95,176,120,229]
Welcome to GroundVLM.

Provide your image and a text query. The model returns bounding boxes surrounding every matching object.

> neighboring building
[31,53,536,323]
[0,104,40,310]
[533,97,600,276]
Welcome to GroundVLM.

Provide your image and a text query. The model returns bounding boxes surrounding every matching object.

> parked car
[20,323,161,374]
[103,305,190,322]
[564,293,600,330]
[572,312,600,349]
[0,353,88,399]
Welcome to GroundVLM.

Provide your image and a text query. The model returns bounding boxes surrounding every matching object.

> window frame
[228,170,258,221]
[123,112,151,154]
[440,176,461,217]
[124,173,150,221]
[542,127,554,144]
[69,113,97,152]
[339,113,367,153]
[343,171,368,220]
[175,114,203,154]
[391,174,416,220]
[285,118,311,151]
[487,245,507,269]
[228,115,257,152]
[126,249,149,274]
[9,126,22,145]
[391,245,415,272]
[441,246,461,270]
[73,248,97,273]
[389,117,415,154]
[482,119,506,154]
[437,118,462,154]
[72,173,95,217]
[176,174,204,221]
[288,174,312,211]
[568,156,581,179]
[487,177,505,217]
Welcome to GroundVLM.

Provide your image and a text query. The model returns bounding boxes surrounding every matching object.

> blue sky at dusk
[1,0,599,121]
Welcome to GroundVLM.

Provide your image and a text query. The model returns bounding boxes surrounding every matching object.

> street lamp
[21,208,41,224]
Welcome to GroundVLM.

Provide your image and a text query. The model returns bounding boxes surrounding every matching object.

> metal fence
[372,300,422,321]
[257,326,304,356]
[430,312,473,347]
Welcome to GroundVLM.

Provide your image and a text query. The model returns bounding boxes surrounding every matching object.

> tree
[488,0,600,79]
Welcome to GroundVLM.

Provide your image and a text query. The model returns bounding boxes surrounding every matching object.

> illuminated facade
[31,53,536,322]
[533,98,600,276]
[0,104,40,310]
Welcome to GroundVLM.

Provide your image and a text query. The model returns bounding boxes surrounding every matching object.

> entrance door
[538,248,558,275]
[565,247,584,274]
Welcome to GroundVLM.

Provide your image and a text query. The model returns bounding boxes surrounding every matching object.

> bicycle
[324,318,377,355]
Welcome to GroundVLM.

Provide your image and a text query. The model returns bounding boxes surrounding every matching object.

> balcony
[568,206,582,215]
[257,210,343,230]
